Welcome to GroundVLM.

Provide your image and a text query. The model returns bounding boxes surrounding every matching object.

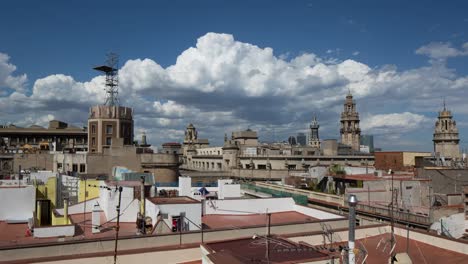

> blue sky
[1,0,467,151]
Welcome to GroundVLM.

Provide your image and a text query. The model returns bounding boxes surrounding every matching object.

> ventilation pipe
[348,194,358,264]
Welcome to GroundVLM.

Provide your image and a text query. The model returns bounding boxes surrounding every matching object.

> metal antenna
[94,53,120,106]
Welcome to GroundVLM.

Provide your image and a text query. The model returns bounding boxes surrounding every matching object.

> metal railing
[354,203,431,225]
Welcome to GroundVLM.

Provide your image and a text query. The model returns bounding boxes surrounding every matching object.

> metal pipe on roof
[348,194,358,264]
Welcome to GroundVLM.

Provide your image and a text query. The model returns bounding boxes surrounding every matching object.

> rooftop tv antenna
[94,53,120,106]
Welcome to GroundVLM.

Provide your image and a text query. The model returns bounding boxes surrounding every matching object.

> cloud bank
[1,33,467,150]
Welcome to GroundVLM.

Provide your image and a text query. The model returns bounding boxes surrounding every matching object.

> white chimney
[92,201,102,234]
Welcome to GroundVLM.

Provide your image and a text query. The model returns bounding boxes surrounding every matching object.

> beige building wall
[13,153,54,172]
[402,152,431,166]
[88,105,133,153]
[86,146,179,182]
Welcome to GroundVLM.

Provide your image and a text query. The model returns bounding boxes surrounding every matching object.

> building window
[79,164,86,173]
[106,125,113,134]
[106,137,112,146]
[57,163,63,170]
[72,164,78,172]
[91,137,96,146]
[91,124,96,134]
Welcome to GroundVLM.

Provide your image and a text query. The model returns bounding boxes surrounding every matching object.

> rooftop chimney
[92,201,102,234]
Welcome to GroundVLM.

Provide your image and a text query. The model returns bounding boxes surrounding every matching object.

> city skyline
[1,0,467,151]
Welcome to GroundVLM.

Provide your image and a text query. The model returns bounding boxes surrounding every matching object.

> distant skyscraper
[433,103,460,158]
[308,116,320,148]
[288,136,297,145]
[340,92,361,151]
[360,135,374,153]
[296,132,306,146]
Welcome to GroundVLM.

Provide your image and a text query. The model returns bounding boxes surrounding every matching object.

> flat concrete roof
[203,211,317,229]
[147,196,200,205]
[203,236,329,264]
[0,212,138,247]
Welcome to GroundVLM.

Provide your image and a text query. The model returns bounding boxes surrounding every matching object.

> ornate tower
[340,92,361,151]
[308,116,320,148]
[433,103,460,159]
[184,123,198,143]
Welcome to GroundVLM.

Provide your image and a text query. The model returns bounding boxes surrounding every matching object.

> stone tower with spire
[340,92,361,151]
[308,116,320,148]
[433,102,460,159]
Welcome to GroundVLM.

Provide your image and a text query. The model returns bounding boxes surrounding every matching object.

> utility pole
[18,165,21,188]
[406,209,410,254]
[83,175,87,236]
[201,202,204,243]
[87,183,123,264]
[114,186,123,264]
[266,212,271,263]
[390,169,395,264]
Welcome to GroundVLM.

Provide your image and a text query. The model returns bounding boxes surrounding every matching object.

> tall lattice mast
[93,53,119,106]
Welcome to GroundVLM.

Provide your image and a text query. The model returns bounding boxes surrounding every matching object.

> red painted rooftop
[202,211,317,229]
[204,236,329,264]
[338,233,468,264]
[147,196,200,205]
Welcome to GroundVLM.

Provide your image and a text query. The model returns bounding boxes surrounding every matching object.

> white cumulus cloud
[415,42,468,61]
[361,112,431,134]
[0,33,468,149]
[0,52,27,93]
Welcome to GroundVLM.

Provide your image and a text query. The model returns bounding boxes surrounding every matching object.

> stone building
[433,104,460,159]
[182,125,373,174]
[0,120,87,153]
[182,123,209,157]
[308,116,320,148]
[87,105,133,153]
[340,92,361,151]
[374,151,432,171]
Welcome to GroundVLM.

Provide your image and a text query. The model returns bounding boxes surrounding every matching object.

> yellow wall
[36,177,57,207]
[51,212,71,225]
[78,179,100,203]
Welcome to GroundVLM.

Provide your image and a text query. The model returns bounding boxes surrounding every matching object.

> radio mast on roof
[93,53,119,106]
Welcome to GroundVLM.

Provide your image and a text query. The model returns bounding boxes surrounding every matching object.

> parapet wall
[89,105,133,120]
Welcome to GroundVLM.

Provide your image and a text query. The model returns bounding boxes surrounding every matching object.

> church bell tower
[308,116,320,148]
[340,92,361,151]
[433,102,460,159]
